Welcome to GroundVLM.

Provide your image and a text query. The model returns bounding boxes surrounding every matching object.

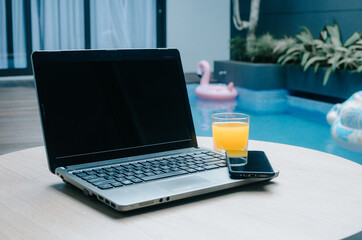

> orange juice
[212,122,249,151]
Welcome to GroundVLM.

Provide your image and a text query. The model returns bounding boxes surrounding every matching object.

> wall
[167,0,230,72]
[231,0,362,42]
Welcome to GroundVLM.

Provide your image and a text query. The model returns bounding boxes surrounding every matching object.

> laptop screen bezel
[32,49,198,173]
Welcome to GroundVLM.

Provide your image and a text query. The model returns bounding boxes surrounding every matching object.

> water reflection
[194,98,237,133]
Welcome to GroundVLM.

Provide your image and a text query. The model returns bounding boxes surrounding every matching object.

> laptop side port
[59,174,69,184]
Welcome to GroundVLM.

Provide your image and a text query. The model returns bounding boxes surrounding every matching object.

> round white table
[0,137,361,240]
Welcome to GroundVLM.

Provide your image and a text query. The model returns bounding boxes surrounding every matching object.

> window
[0,0,166,76]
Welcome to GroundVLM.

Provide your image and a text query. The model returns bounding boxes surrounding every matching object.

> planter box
[214,60,361,100]
[286,65,362,100]
[214,60,286,90]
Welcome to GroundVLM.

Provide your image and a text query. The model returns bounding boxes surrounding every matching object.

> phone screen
[226,150,275,178]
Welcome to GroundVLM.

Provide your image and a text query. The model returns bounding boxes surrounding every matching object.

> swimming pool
[187,84,362,165]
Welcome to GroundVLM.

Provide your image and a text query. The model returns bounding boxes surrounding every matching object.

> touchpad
[159,176,211,192]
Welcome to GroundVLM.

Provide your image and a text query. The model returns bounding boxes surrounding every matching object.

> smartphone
[226,150,278,179]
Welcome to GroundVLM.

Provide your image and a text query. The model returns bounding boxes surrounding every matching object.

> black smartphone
[226,150,278,179]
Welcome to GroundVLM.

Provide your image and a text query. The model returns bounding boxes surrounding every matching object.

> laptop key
[97,173,108,177]
[141,170,188,182]
[81,175,98,180]
[130,178,143,183]
[124,172,134,176]
[143,172,154,177]
[195,167,205,171]
[87,177,106,183]
[98,184,113,190]
[186,169,197,173]
[135,174,147,178]
[202,158,219,162]
[111,182,123,187]
[75,172,88,177]
[121,180,133,185]
[201,151,211,154]
[93,180,118,186]
[204,165,219,170]
[187,164,198,169]
[104,176,116,180]
[205,159,225,164]
[115,167,126,171]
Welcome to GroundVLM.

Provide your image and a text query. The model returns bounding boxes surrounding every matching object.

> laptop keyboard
[72,150,226,190]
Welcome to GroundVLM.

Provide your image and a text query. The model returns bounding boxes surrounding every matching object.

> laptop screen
[32,49,197,172]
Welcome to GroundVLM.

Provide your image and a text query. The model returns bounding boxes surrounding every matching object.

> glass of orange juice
[211,113,249,152]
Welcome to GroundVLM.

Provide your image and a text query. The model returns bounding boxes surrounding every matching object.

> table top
[0,137,361,240]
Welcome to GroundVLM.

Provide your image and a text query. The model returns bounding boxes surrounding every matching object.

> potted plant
[215,0,293,90]
[214,33,294,90]
[277,24,362,100]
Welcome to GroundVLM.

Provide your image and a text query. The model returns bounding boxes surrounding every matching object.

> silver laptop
[32,49,276,211]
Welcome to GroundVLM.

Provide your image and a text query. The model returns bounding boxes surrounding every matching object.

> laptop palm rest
[158,176,211,192]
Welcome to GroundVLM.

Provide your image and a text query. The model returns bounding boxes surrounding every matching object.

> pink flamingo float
[195,60,238,100]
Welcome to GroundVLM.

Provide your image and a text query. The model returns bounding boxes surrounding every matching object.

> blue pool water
[187,84,362,165]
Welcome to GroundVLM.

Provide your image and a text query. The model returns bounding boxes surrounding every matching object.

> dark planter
[286,65,362,100]
[214,60,286,90]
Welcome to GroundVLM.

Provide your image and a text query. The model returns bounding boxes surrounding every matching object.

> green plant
[230,35,247,61]
[231,33,294,63]
[277,24,362,85]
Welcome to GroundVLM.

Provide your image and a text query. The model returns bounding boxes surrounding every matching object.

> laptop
[32,48,276,211]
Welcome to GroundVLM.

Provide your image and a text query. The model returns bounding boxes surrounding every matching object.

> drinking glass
[211,113,250,152]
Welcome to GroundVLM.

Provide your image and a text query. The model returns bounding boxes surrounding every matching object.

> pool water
[187,84,362,165]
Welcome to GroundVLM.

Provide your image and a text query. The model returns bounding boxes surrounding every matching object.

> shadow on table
[50,180,276,219]
[343,231,362,240]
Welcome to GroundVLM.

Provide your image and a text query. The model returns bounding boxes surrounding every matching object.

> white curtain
[31,0,85,51]
[0,0,26,69]
[90,0,156,49]
[12,0,26,68]
[0,0,7,69]
[0,0,157,70]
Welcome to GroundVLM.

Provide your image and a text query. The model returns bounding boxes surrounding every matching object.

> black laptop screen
[34,52,195,167]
